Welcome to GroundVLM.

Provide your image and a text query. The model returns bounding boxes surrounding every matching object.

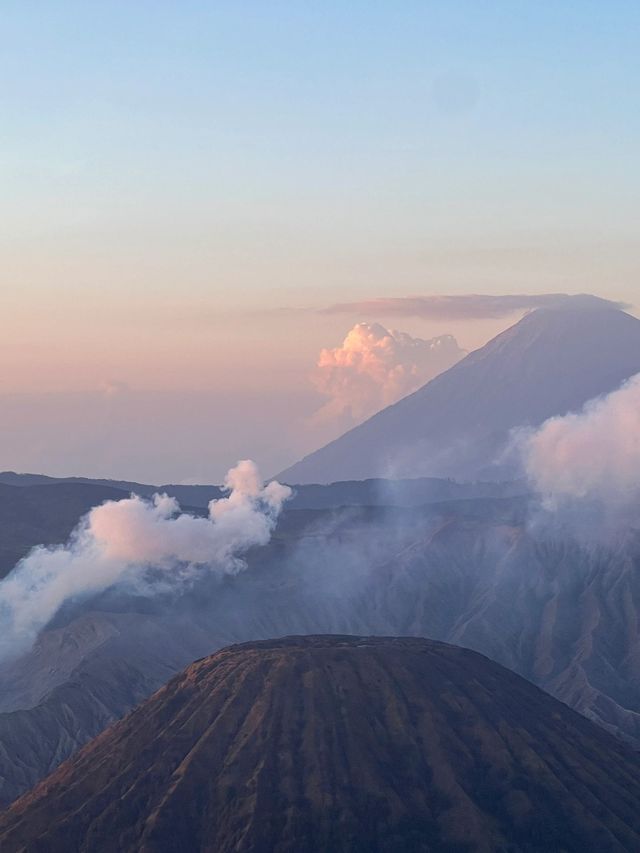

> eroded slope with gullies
[2,636,640,853]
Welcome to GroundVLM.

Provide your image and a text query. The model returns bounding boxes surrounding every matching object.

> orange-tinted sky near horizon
[2,275,637,395]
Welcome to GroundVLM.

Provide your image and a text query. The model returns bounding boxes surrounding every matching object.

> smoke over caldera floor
[0,460,291,663]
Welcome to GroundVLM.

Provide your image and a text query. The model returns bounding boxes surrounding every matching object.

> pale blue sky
[1,2,638,478]
[3,2,638,304]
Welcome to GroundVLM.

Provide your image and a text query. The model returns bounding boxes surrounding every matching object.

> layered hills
[2,498,640,806]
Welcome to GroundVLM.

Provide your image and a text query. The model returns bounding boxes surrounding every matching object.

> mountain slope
[3,499,640,806]
[2,635,640,853]
[280,297,640,483]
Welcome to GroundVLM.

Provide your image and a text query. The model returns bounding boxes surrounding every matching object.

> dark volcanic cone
[2,635,640,852]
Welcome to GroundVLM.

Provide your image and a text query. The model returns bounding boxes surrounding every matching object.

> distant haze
[0,389,319,484]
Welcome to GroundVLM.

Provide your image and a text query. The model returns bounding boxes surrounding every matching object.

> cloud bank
[310,322,464,424]
[521,373,640,503]
[0,461,291,661]
[322,293,627,321]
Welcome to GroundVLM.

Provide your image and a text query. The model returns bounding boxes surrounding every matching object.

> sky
[1,2,639,482]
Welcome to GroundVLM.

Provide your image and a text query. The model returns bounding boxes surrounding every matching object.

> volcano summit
[3,635,640,852]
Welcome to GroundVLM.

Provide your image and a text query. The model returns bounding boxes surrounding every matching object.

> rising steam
[0,460,291,661]
[521,373,640,503]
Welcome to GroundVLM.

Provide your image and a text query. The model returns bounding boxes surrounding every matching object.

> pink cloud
[310,322,465,426]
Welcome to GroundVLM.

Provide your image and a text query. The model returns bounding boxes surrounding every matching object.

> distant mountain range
[2,635,640,853]
[0,475,525,579]
[279,296,640,484]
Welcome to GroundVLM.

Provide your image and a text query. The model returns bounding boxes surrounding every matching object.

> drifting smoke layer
[322,293,627,321]
[522,373,640,502]
[0,461,291,661]
[311,322,464,424]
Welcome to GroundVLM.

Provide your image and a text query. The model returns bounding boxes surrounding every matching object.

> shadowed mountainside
[2,635,640,853]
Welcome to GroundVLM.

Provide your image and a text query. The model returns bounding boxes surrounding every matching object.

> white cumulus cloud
[311,322,465,425]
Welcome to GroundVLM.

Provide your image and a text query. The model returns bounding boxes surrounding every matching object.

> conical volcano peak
[522,293,629,315]
[3,634,640,853]
[473,293,635,355]
[280,296,640,484]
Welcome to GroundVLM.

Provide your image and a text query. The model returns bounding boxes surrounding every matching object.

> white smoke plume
[521,373,640,503]
[0,460,291,661]
[311,322,464,424]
